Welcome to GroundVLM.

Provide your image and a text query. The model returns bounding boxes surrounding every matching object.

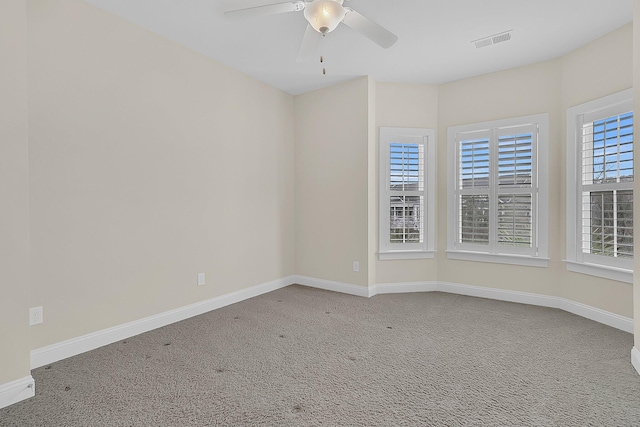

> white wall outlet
[197,273,206,286]
[29,306,43,326]
[353,261,360,272]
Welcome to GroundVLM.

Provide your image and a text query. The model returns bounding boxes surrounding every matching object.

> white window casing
[447,114,549,267]
[566,89,634,283]
[379,127,435,260]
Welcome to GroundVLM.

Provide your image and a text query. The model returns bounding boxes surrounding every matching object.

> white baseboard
[292,275,372,297]
[294,277,633,333]
[436,281,559,308]
[31,276,294,369]
[632,347,640,376]
[436,281,633,333]
[0,376,34,409]
[28,274,634,374]
[558,298,634,334]
[373,282,438,295]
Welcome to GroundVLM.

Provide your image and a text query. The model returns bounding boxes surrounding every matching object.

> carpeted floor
[2,284,640,426]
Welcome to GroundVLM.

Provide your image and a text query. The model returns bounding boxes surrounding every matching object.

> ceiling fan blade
[296,24,323,62]
[225,1,305,19]
[342,8,398,48]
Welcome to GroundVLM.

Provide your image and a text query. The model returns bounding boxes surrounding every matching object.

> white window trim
[378,127,435,260]
[446,114,549,267]
[566,89,633,283]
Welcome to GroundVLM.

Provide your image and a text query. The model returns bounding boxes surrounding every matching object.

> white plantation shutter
[460,195,490,244]
[458,133,490,245]
[390,143,424,191]
[498,194,532,247]
[497,131,533,187]
[460,136,490,189]
[389,142,424,244]
[450,116,545,260]
[579,110,633,267]
[379,128,435,258]
[566,89,634,282]
[496,126,536,249]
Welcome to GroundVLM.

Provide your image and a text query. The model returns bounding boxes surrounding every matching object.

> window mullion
[617,115,622,183]
[489,128,498,253]
[600,192,605,252]
[613,189,618,257]
[455,139,462,249]
[533,126,539,254]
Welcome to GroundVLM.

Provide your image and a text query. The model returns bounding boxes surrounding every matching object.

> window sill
[565,260,632,284]
[446,250,549,268]
[378,251,435,261]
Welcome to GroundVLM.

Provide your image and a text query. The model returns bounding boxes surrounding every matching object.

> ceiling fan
[225,0,398,60]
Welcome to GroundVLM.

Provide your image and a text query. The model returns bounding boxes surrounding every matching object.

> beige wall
[438,60,562,298]
[0,0,31,385]
[561,24,633,108]
[374,82,439,284]
[634,0,640,348]
[437,24,634,317]
[559,24,634,315]
[294,78,371,286]
[295,78,438,285]
[367,78,377,285]
[1,0,636,400]
[27,0,295,348]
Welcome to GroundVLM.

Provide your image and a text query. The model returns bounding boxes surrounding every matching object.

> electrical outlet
[353,261,360,272]
[197,273,206,286]
[29,306,43,326]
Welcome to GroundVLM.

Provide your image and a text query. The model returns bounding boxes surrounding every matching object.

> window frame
[446,114,549,267]
[378,127,435,260]
[566,89,634,283]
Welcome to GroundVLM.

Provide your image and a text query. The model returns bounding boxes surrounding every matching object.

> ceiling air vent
[473,30,513,49]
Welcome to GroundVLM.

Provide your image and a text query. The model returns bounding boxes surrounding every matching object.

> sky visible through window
[590,112,633,183]
[460,134,533,185]
[498,134,533,186]
[390,143,421,189]
[460,138,489,186]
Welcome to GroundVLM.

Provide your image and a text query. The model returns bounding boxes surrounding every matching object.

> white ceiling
[82,0,633,95]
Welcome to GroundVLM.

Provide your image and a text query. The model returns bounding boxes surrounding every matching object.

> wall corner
[633,0,640,349]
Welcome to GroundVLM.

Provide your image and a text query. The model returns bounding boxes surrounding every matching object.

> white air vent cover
[473,30,513,49]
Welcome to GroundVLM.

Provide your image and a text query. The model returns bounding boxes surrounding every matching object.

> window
[447,114,549,267]
[379,127,435,260]
[566,89,633,283]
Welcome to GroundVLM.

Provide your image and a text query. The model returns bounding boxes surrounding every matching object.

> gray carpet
[2,285,640,426]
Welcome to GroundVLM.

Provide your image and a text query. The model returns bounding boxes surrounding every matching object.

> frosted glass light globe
[304,0,346,34]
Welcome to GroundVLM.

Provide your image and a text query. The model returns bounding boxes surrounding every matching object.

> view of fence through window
[389,143,424,243]
[458,133,534,247]
[582,112,634,258]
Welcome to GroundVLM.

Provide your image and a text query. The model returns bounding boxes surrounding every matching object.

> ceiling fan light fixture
[304,0,346,34]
